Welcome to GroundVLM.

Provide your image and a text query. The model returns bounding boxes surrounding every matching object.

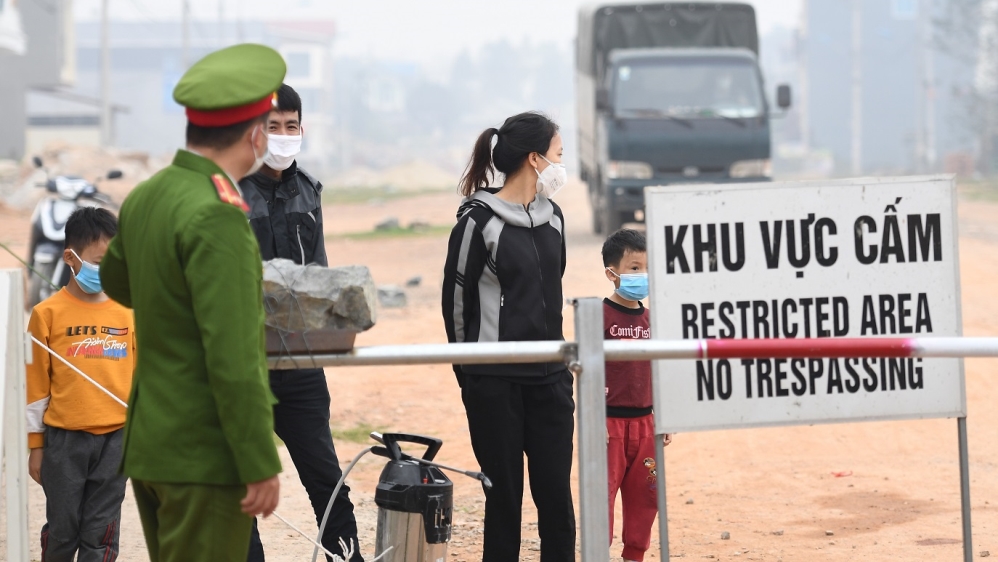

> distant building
[0,0,74,160]
[26,19,336,173]
[800,0,975,175]
[0,0,27,55]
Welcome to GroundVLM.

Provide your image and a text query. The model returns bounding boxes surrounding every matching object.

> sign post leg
[573,298,609,561]
[958,417,972,562]
[656,435,669,560]
[1,270,29,562]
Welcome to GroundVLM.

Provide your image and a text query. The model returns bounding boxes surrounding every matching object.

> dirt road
[1,178,996,561]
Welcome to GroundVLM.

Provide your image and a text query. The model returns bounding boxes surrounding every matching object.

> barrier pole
[655,430,669,560]
[959,417,972,562]
[1,270,29,562]
[269,340,569,369]
[573,298,609,561]
[269,337,998,370]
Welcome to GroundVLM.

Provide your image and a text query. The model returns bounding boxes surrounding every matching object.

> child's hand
[28,449,43,485]
[662,434,673,447]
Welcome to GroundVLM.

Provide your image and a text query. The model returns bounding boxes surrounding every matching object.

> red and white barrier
[602,337,998,361]
[706,337,998,358]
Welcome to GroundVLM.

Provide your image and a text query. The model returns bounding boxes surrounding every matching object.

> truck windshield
[613,58,764,119]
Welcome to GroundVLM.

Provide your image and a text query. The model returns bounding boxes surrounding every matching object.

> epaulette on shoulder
[211,174,249,212]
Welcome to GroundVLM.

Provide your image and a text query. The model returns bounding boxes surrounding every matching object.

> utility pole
[923,0,937,172]
[236,0,244,43]
[850,0,863,176]
[990,0,998,174]
[100,0,112,147]
[798,0,810,151]
[181,0,190,70]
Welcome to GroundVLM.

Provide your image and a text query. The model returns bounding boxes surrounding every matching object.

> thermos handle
[375,432,444,462]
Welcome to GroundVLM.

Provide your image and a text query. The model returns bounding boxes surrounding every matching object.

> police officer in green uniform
[100,44,285,562]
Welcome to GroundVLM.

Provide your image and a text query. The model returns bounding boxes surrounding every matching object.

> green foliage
[960,180,998,202]
[329,225,452,241]
[330,423,384,444]
[322,186,448,205]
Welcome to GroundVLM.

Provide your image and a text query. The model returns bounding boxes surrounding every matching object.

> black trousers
[460,372,577,562]
[248,369,362,562]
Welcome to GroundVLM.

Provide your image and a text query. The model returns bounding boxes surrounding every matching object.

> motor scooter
[26,156,122,308]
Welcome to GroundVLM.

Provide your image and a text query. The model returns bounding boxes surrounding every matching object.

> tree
[935,0,998,173]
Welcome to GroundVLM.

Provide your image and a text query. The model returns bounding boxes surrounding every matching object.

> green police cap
[173,43,287,127]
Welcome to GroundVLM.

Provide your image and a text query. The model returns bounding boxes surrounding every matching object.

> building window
[892,0,918,20]
[286,52,311,79]
[298,88,320,113]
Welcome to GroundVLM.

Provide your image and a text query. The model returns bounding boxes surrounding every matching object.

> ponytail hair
[459,112,559,197]
[460,127,500,197]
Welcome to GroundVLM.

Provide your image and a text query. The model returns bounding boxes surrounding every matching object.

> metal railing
[269,298,998,562]
[3,279,993,561]
[270,335,998,370]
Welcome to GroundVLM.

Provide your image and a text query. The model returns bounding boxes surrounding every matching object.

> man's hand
[241,475,280,517]
[28,449,43,485]
[663,433,673,447]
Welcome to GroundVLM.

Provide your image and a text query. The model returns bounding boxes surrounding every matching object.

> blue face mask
[608,268,649,301]
[70,249,103,295]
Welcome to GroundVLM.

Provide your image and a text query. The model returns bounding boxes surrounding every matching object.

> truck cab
[576,2,791,233]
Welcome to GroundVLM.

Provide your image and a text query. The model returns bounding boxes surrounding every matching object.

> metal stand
[654,420,971,562]
[573,299,610,561]
[656,434,669,560]
[959,417,972,562]
[259,310,985,561]
[1,270,29,562]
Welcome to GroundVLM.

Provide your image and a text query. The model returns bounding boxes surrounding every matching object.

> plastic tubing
[312,446,374,562]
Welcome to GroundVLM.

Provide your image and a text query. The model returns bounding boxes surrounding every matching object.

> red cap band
[185,94,276,127]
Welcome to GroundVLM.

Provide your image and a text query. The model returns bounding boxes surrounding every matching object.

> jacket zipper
[525,204,549,374]
[499,293,505,337]
[296,224,305,266]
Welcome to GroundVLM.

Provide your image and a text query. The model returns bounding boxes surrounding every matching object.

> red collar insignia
[211,174,249,212]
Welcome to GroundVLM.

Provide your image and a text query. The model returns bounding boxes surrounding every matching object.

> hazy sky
[75,0,802,64]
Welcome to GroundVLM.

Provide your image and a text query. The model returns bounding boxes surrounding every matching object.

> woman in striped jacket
[442,112,575,562]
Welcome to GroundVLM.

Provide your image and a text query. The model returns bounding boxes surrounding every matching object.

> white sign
[646,176,966,433]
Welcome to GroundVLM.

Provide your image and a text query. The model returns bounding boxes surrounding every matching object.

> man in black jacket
[240,84,362,562]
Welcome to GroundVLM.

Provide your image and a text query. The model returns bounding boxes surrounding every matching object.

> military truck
[577,2,791,233]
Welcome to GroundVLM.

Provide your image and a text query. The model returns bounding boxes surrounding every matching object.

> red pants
[607,414,658,561]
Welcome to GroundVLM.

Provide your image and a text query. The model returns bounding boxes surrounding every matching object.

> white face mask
[246,125,267,177]
[535,155,568,199]
[263,130,303,171]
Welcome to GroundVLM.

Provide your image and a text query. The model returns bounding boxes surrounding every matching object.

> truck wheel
[589,176,604,235]
[592,198,604,235]
[601,205,626,235]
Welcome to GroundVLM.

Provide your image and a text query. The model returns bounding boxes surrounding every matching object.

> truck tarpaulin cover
[578,3,758,77]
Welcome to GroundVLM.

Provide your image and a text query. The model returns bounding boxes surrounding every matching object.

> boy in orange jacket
[26,207,135,561]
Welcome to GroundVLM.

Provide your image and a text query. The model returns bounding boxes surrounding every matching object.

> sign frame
[647,175,965,432]
[643,176,973,562]
[1,269,29,562]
